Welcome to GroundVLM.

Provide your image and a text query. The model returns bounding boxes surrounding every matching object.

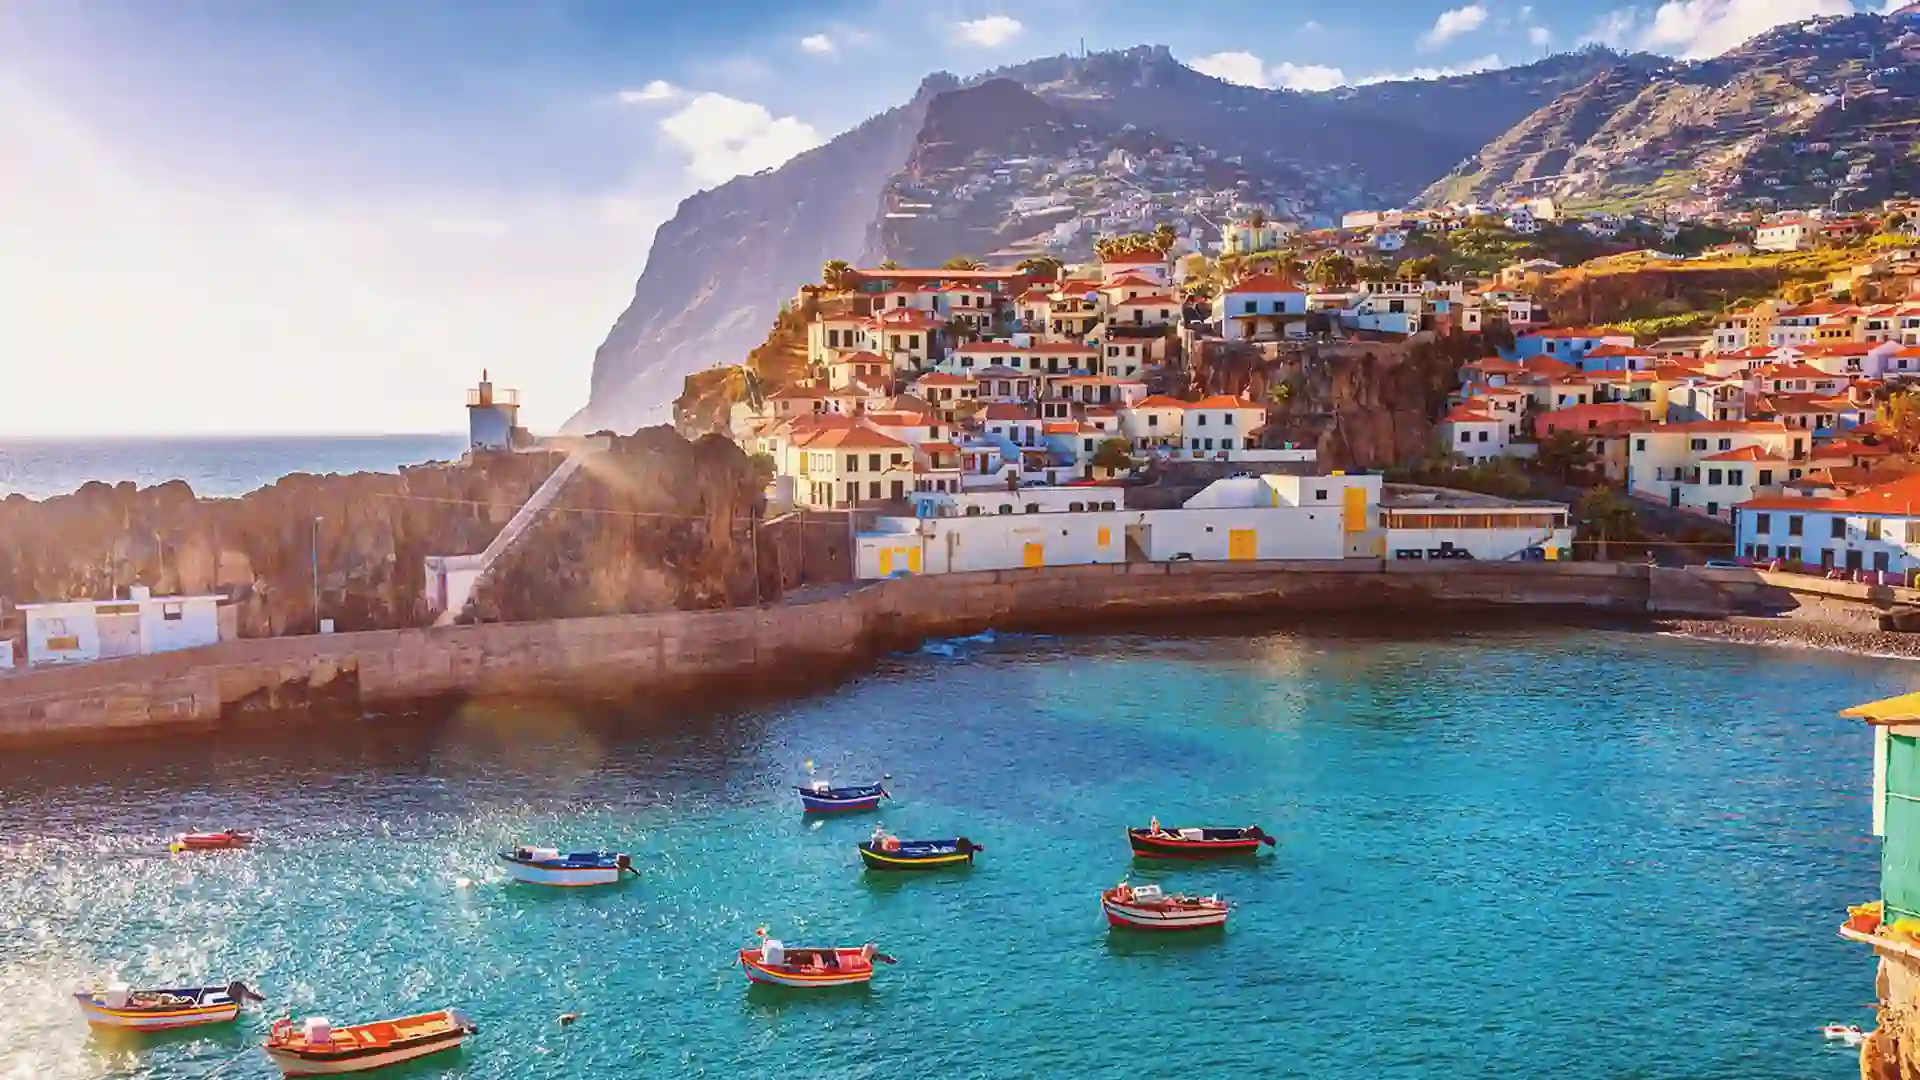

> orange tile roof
[1583,344,1651,358]
[1132,395,1189,410]
[798,427,909,450]
[1638,420,1790,435]
[914,372,975,386]
[1225,273,1304,294]
[1519,356,1581,379]
[1811,439,1891,458]
[1702,445,1783,462]
[1104,273,1162,287]
[1189,395,1258,410]
[1740,473,1920,514]
[1754,363,1839,381]
[1446,405,1496,423]
[829,351,887,366]
[1043,421,1078,434]
[1799,341,1878,357]
[1465,356,1524,374]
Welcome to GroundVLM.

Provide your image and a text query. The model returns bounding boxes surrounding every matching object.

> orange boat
[170,831,255,853]
[264,1009,476,1076]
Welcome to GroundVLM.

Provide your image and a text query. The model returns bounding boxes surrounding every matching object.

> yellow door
[1342,486,1368,534]
[1097,526,1112,549]
[878,549,893,576]
[1023,542,1044,568]
[906,548,922,573]
[1228,529,1257,561]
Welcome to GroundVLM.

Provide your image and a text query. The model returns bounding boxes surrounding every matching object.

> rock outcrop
[0,430,769,637]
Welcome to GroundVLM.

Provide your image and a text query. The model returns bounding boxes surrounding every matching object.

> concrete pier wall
[0,561,1804,746]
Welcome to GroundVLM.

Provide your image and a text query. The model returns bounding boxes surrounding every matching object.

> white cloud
[1191,50,1270,87]
[1528,25,1553,45]
[1422,4,1489,48]
[1274,62,1348,91]
[1588,0,1855,59]
[955,15,1023,47]
[1888,0,1912,12]
[1358,54,1505,84]
[799,33,835,54]
[657,92,821,185]
[1191,51,1349,91]
[616,80,681,105]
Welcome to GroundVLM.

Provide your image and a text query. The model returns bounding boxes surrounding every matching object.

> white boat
[74,981,262,1031]
[497,847,633,887]
[1101,882,1229,931]
[1822,1023,1868,1047]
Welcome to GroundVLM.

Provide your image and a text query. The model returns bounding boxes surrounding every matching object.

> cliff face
[468,429,770,621]
[574,46,1634,435]
[0,430,769,638]
[1420,11,1920,209]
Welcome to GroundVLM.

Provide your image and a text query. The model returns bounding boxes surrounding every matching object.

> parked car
[1702,559,1743,570]
[1169,552,1194,561]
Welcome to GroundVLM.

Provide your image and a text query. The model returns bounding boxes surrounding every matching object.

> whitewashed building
[18,587,227,666]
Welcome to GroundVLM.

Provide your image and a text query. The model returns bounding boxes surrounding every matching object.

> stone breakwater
[0,560,1802,747]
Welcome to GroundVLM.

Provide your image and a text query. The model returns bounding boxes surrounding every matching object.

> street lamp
[311,516,323,633]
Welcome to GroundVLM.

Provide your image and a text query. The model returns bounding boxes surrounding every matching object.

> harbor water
[0,435,468,500]
[0,624,1903,1079]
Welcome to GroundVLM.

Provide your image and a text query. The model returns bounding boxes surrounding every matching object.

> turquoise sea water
[0,624,1909,1079]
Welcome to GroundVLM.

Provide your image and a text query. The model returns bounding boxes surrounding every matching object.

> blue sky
[0,0,1894,434]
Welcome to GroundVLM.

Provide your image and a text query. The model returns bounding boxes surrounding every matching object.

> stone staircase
[433,452,590,627]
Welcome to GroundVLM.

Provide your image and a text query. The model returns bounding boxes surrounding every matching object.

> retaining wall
[0,561,1794,746]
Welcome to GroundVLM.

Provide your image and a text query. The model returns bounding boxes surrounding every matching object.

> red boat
[1127,823,1273,860]
[171,831,255,853]
[1101,882,1229,931]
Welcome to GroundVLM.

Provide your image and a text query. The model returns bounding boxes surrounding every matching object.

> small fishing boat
[170,830,255,853]
[264,1009,477,1076]
[1127,821,1274,860]
[857,828,981,871]
[739,933,893,988]
[497,847,634,887]
[1822,1023,1868,1047]
[796,780,887,814]
[74,981,263,1031]
[1101,882,1229,931]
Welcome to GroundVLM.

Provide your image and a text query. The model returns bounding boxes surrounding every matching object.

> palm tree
[821,259,853,291]
[878,259,901,271]
[943,255,984,271]
[1246,208,1269,229]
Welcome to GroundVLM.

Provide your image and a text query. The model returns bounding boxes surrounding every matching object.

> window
[1718,439,1732,451]
[1148,415,1159,428]
[1690,439,1707,451]
[1868,519,1883,541]
[1635,438,1647,452]
[1789,515,1804,537]
[162,603,183,622]
[1708,469,1722,485]
[1244,301,1256,314]
[1477,431,1489,443]
[1831,517,1846,539]
[1197,414,1208,426]
[1224,413,1235,427]
[1759,469,1774,486]
[1906,521,1920,544]
[998,504,1013,515]
[1459,431,1471,444]
[909,335,920,349]
[1069,501,1085,512]
[1876,551,1891,572]
[1707,502,1719,516]
[1756,513,1771,534]
[1025,504,1041,514]
[966,505,982,517]
[869,481,881,499]
[1314,489,1327,501]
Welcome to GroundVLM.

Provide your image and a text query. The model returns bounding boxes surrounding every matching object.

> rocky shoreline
[1659,616,1920,660]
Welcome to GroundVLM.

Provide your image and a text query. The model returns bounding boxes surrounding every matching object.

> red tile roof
[798,427,909,450]
[1754,363,1839,381]
[1446,404,1496,423]
[1100,254,1167,265]
[1225,273,1303,294]
[1132,395,1190,410]
[1811,439,1891,458]
[1104,273,1162,288]
[829,351,887,366]
[1189,395,1258,410]
[1740,473,1920,515]
[914,372,975,386]
[1702,445,1783,462]
[1519,356,1581,379]
[1799,341,1878,357]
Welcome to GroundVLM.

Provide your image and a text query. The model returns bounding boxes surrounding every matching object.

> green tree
[1787,283,1816,305]
[1016,255,1064,280]
[1535,429,1597,482]
[1576,486,1642,561]
[1091,438,1136,471]
[878,259,901,270]
[1152,223,1178,254]
[1397,255,1442,283]
[1886,211,1911,235]
[1267,382,1292,406]
[943,256,984,271]
[1886,391,1920,448]
[1355,260,1391,283]
[1309,252,1356,290]
[943,316,979,346]
[821,259,853,291]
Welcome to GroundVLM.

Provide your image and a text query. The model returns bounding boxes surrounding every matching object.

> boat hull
[76,998,239,1031]
[1127,829,1267,860]
[738,951,875,988]
[502,863,622,887]
[796,784,886,813]
[858,843,974,871]
[1102,899,1229,931]
[265,1031,468,1076]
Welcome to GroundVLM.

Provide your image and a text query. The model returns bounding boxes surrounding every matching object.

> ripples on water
[0,435,468,500]
[0,624,1905,1079]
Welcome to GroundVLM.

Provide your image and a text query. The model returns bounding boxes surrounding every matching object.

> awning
[1841,692,1920,724]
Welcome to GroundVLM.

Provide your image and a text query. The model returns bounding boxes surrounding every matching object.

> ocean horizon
[0,433,471,500]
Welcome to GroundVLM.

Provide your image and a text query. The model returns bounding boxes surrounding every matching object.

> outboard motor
[615,853,633,874]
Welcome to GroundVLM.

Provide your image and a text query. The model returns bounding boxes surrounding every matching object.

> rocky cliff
[0,430,769,639]
[573,46,1632,435]
[1420,10,1920,209]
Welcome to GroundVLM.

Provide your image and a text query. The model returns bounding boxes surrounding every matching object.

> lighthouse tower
[467,369,522,450]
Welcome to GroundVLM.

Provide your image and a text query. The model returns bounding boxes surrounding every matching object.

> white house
[1180,395,1267,456]
[1213,272,1308,341]
[1737,473,1920,576]
[18,587,226,666]
[1756,219,1813,252]
[1444,403,1511,461]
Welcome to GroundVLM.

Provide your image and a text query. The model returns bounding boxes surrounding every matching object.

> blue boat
[858,833,981,871]
[498,847,635,887]
[796,781,887,814]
